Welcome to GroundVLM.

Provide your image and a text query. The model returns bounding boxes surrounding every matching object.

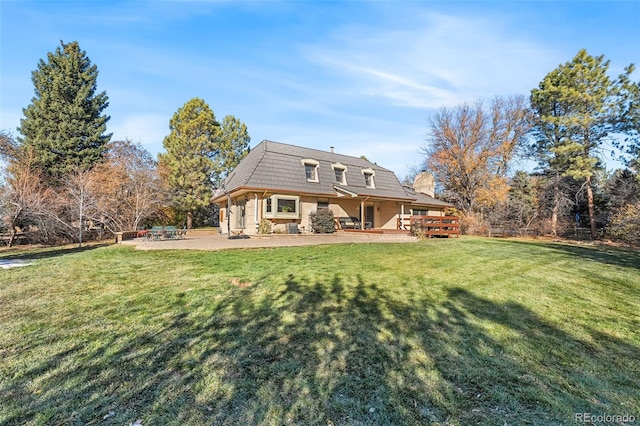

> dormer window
[305,164,317,180]
[331,163,347,185]
[302,159,319,182]
[362,168,376,188]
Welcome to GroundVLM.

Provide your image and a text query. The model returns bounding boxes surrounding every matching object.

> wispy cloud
[311,57,460,108]
[306,10,552,109]
[3,1,637,178]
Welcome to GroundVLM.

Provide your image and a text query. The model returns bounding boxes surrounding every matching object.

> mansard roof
[217,140,415,201]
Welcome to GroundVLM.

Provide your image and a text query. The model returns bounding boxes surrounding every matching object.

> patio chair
[339,217,361,229]
[165,225,177,239]
[147,226,164,241]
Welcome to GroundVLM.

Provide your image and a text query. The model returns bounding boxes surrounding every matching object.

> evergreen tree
[530,49,636,239]
[605,169,640,212]
[213,115,250,185]
[620,80,640,172]
[18,41,111,181]
[160,98,220,229]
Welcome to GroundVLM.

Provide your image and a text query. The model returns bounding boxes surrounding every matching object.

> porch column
[254,193,259,231]
[226,195,232,238]
[400,203,405,229]
[360,199,365,230]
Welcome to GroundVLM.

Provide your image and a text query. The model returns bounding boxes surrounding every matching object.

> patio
[120,232,418,251]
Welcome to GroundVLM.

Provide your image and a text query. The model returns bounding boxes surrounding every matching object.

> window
[318,201,329,210]
[302,159,319,182]
[278,198,296,213]
[305,164,317,181]
[332,163,347,184]
[362,168,375,188]
[263,195,300,219]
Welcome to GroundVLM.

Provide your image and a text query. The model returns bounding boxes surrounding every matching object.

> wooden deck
[334,215,460,238]
[407,215,460,238]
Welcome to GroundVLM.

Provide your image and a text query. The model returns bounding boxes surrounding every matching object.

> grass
[0,237,639,425]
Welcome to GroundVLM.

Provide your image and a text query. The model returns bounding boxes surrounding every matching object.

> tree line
[1,42,639,247]
[0,41,249,247]
[422,49,639,244]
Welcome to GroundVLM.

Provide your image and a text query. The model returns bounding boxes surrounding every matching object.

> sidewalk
[121,232,418,251]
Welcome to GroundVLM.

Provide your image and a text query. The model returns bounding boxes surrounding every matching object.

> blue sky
[1,0,639,178]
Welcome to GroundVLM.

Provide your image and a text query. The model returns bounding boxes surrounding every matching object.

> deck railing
[406,215,460,238]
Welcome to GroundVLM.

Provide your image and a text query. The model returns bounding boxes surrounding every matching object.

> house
[212,140,453,235]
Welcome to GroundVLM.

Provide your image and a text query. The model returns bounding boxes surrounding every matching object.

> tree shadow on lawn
[2,277,638,425]
[489,238,640,271]
[0,243,110,262]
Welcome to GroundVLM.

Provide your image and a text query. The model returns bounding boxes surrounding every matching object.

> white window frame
[362,168,376,188]
[302,159,319,183]
[331,163,347,185]
[263,194,301,219]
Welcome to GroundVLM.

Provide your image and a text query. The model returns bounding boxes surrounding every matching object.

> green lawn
[1,238,638,425]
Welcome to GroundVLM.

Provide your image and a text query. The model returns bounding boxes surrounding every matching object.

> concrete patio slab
[121,232,418,251]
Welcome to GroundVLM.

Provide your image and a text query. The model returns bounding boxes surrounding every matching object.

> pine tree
[160,98,220,229]
[620,80,640,172]
[530,49,636,239]
[18,41,111,182]
[213,115,250,185]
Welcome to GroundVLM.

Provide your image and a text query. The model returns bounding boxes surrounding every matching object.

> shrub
[310,208,335,233]
[258,218,272,234]
[607,202,640,246]
[459,211,490,236]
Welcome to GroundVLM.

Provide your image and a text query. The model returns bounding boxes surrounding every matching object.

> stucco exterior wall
[377,202,400,229]
[218,192,449,235]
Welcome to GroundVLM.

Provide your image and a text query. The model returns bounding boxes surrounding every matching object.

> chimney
[413,172,435,197]
[330,146,334,153]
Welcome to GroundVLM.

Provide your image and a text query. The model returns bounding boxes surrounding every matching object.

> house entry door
[364,206,375,229]
[365,205,374,229]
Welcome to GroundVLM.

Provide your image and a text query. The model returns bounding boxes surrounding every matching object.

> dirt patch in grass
[229,277,253,288]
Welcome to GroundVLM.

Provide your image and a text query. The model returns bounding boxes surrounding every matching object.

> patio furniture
[144,225,185,240]
[176,226,187,239]
[338,217,361,229]
[146,226,165,241]
[165,225,178,239]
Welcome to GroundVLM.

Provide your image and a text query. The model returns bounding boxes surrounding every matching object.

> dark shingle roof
[403,186,454,208]
[219,140,414,201]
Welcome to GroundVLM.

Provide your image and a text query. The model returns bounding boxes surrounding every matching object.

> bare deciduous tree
[91,140,166,233]
[0,145,58,247]
[423,96,532,212]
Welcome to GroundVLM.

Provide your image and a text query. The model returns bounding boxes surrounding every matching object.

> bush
[459,211,490,236]
[607,202,640,246]
[258,218,272,234]
[310,208,335,233]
